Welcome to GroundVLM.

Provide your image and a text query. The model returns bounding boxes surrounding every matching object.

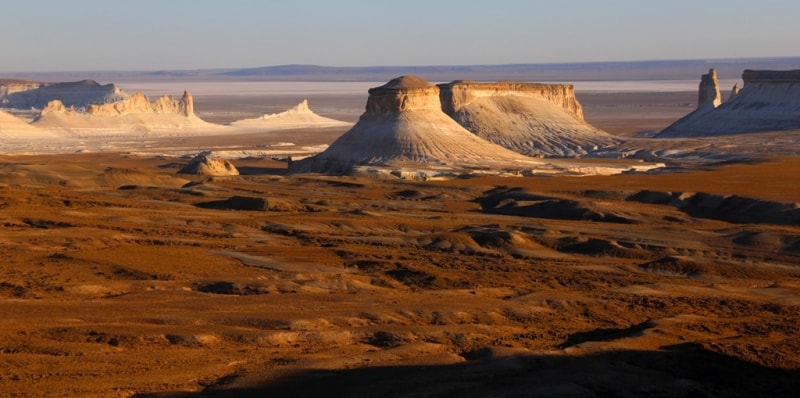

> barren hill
[439,81,619,157]
[658,69,800,137]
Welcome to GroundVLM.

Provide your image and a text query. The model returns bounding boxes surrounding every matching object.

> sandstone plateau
[659,69,800,137]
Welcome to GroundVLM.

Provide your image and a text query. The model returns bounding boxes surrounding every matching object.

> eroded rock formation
[439,81,618,157]
[658,69,800,137]
[697,68,723,109]
[439,81,585,118]
[178,154,239,176]
[290,76,540,174]
[0,80,128,109]
[86,91,194,117]
[40,91,195,117]
[228,99,351,129]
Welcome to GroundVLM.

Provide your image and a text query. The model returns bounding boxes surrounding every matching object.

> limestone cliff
[290,76,540,174]
[658,69,800,137]
[32,90,227,137]
[439,80,585,119]
[0,79,128,109]
[438,81,617,157]
[697,68,723,109]
[84,91,195,117]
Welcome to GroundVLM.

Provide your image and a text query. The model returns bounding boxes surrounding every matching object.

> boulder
[178,155,239,176]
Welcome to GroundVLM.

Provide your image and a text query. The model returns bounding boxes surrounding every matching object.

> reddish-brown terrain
[1,89,799,397]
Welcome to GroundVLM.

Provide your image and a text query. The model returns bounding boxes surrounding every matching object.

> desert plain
[1,80,799,397]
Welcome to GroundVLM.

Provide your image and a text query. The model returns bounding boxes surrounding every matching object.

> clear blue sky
[1,0,797,72]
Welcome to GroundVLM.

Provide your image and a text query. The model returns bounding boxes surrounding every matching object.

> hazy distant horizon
[1,1,798,73]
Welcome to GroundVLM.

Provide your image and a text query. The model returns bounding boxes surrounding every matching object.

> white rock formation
[228,99,351,130]
[290,76,543,174]
[32,91,227,137]
[697,68,723,109]
[658,69,800,137]
[0,79,128,109]
[438,81,618,157]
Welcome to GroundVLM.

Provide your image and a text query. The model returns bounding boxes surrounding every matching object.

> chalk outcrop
[178,154,239,176]
[40,91,195,117]
[228,99,351,130]
[290,76,541,174]
[697,69,723,109]
[658,69,800,137]
[33,91,227,137]
[438,81,618,157]
[0,79,128,109]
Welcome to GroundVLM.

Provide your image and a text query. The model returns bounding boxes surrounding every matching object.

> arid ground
[1,90,799,397]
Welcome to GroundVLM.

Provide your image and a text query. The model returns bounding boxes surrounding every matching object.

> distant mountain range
[3,57,799,83]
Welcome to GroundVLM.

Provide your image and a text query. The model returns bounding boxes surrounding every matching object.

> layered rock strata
[0,80,128,109]
[439,81,618,157]
[41,91,194,117]
[33,90,225,137]
[658,69,800,137]
[697,68,723,109]
[290,76,540,174]
[0,109,60,139]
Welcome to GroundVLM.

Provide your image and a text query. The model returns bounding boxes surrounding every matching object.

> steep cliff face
[438,81,617,157]
[32,90,226,137]
[697,68,723,109]
[658,69,800,137]
[439,81,585,119]
[0,80,128,109]
[365,75,442,114]
[291,76,540,174]
[83,91,194,117]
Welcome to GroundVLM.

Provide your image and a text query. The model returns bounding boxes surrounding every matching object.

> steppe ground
[1,90,799,397]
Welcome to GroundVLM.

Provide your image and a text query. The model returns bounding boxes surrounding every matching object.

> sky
[1,0,798,72]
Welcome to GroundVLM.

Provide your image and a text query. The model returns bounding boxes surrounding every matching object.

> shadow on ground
[135,344,800,398]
